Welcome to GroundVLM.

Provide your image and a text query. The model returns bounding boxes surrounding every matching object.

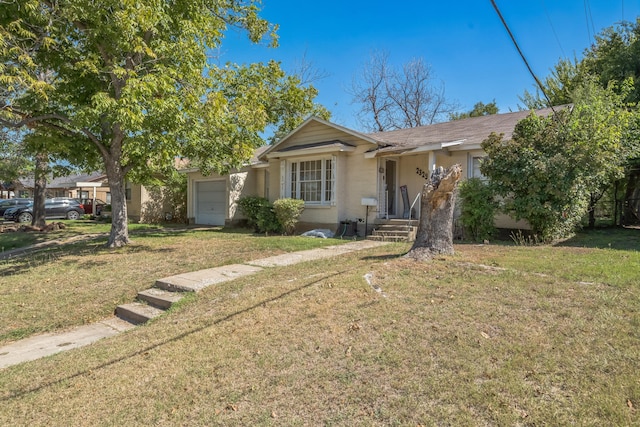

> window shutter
[280,160,286,198]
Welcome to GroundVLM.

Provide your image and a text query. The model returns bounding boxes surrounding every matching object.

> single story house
[15,172,111,202]
[184,108,553,235]
[9,171,176,223]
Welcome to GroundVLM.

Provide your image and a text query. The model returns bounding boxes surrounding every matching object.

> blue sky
[219,1,640,131]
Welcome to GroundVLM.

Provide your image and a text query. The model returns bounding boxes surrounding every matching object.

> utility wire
[490,0,557,112]
[541,0,566,58]
[584,0,597,44]
[584,0,593,42]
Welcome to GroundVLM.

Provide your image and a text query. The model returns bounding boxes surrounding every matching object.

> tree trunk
[587,192,600,228]
[31,152,48,229]
[406,164,462,260]
[104,158,130,248]
[623,165,640,225]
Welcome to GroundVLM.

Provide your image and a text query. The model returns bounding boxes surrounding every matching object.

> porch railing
[408,191,420,224]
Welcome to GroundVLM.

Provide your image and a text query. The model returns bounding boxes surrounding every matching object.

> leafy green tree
[1,1,326,247]
[0,130,30,188]
[449,100,499,121]
[519,58,583,109]
[582,19,640,104]
[482,79,635,241]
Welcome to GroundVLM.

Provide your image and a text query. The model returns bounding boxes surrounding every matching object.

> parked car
[79,198,106,215]
[0,198,33,217]
[3,198,85,223]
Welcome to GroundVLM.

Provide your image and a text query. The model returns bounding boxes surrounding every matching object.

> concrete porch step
[368,234,411,242]
[115,302,165,325]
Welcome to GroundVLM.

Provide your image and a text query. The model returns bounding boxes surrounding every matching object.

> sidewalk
[0,239,389,369]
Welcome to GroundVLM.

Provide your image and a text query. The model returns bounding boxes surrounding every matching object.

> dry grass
[0,228,638,426]
[0,225,350,343]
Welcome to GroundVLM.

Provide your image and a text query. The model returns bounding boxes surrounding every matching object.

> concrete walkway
[0,239,389,369]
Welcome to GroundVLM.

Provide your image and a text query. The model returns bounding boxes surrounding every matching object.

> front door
[378,159,397,218]
[386,160,397,216]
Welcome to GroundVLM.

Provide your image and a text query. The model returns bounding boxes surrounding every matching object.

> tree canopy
[1,0,326,246]
[520,18,640,108]
[482,79,636,241]
[449,100,498,121]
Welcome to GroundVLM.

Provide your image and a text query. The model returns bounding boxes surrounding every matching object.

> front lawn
[0,225,351,343]
[0,227,638,425]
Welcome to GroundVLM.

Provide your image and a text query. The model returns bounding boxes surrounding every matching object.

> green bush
[237,196,282,234]
[459,178,497,242]
[273,198,305,235]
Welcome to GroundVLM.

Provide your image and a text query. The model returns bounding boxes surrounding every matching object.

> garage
[195,180,227,225]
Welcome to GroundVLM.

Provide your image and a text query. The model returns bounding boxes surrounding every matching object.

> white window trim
[468,154,486,180]
[282,155,336,206]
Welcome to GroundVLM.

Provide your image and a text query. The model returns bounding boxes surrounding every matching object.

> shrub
[273,198,305,235]
[237,196,281,234]
[459,178,497,241]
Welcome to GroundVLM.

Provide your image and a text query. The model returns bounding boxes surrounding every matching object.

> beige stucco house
[185,109,550,235]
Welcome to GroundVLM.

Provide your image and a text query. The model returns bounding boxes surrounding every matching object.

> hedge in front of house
[273,198,305,235]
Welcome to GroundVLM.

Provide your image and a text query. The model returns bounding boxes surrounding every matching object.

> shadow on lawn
[0,239,176,277]
[554,226,640,251]
[0,268,354,401]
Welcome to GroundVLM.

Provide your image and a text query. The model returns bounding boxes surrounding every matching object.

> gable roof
[258,107,563,160]
[366,106,560,155]
[259,116,378,161]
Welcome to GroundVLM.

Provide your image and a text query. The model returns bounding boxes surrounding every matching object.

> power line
[489,0,556,112]
[540,0,566,58]
[584,0,597,44]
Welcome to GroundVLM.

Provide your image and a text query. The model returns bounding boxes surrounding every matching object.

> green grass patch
[0,228,638,425]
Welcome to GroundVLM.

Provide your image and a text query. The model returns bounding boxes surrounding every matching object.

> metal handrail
[408,192,421,223]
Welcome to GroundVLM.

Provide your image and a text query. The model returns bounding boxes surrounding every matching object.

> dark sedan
[3,198,85,223]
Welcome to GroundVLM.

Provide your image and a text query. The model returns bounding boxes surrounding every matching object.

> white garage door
[196,180,226,225]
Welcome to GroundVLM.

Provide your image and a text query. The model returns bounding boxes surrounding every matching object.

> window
[284,157,335,205]
[125,181,132,201]
[106,192,111,204]
[469,156,486,179]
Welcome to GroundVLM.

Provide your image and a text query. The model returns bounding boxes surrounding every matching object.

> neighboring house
[13,171,175,223]
[185,109,554,235]
[18,172,111,203]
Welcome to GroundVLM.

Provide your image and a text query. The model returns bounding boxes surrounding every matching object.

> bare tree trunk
[31,152,48,228]
[104,157,130,248]
[406,164,462,260]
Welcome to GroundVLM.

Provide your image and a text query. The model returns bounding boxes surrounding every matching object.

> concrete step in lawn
[115,288,188,325]
[115,302,166,325]
[138,288,186,309]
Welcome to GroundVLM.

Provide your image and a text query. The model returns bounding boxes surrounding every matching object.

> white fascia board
[75,182,102,187]
[266,145,355,159]
[251,162,270,169]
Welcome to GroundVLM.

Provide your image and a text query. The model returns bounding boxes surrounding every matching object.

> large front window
[287,158,335,205]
